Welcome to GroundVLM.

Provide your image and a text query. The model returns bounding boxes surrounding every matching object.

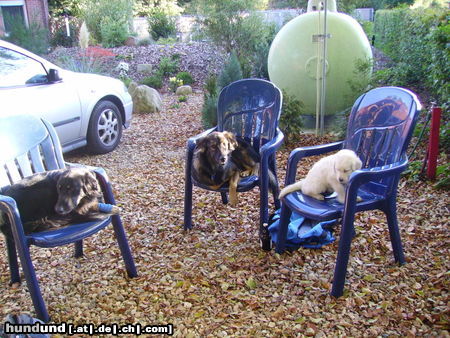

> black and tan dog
[192,131,278,205]
[0,167,119,236]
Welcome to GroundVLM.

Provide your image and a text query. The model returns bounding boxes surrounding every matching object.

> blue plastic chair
[276,86,422,297]
[0,115,137,322]
[184,79,284,249]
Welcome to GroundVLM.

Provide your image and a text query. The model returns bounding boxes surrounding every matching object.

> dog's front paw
[111,205,121,214]
[229,197,238,207]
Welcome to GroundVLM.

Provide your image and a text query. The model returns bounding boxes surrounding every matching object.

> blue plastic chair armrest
[285,141,344,185]
[260,128,284,159]
[187,127,217,151]
[0,194,20,217]
[348,157,409,187]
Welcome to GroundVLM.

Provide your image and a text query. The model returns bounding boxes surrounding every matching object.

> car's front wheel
[87,100,123,154]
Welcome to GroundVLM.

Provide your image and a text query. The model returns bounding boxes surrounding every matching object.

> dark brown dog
[0,167,119,236]
[192,131,277,205]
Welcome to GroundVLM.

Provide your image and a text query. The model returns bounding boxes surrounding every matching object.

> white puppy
[279,149,362,203]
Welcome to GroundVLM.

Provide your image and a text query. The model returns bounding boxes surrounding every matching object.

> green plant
[176,71,194,85]
[100,16,129,47]
[137,37,152,46]
[178,95,188,103]
[155,37,178,45]
[279,90,305,143]
[201,75,218,128]
[141,75,163,89]
[157,56,179,76]
[147,9,177,41]
[4,15,49,55]
[195,0,276,77]
[49,17,79,47]
[120,77,132,87]
[169,77,183,92]
[217,52,243,90]
[80,0,133,47]
[435,161,450,190]
[54,53,107,74]
[134,0,182,17]
[373,7,449,108]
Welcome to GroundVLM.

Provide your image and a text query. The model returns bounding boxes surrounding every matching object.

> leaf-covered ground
[0,92,448,337]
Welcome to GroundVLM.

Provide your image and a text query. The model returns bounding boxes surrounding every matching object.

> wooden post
[426,107,442,180]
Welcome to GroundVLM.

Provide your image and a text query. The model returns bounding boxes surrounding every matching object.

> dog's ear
[83,171,100,194]
[353,156,363,171]
[223,131,238,150]
[195,136,208,151]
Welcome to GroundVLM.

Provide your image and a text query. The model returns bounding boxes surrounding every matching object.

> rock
[131,85,163,113]
[128,81,138,96]
[124,36,137,47]
[176,85,192,96]
[137,64,153,74]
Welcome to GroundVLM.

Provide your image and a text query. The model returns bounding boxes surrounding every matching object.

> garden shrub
[100,16,129,47]
[157,56,179,76]
[80,0,133,47]
[176,72,194,85]
[4,15,49,55]
[195,0,276,77]
[279,90,305,143]
[201,75,218,128]
[217,52,243,90]
[147,9,177,41]
[50,17,79,47]
[141,75,164,89]
[374,6,449,109]
[54,53,107,74]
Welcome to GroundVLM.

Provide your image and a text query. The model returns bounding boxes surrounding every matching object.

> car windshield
[0,46,48,88]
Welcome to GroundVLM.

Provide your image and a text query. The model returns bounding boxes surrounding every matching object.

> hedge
[374,7,449,108]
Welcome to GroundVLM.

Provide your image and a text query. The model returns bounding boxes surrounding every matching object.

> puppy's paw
[110,205,121,214]
[336,195,346,203]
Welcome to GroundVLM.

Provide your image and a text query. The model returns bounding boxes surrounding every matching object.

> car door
[0,46,82,147]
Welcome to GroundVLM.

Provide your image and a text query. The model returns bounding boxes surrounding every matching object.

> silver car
[0,40,133,154]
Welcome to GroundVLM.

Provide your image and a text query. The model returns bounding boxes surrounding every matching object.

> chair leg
[275,203,292,254]
[6,237,20,284]
[14,239,49,322]
[331,211,356,298]
[221,192,228,204]
[385,201,405,265]
[74,240,83,258]
[184,149,194,230]
[111,215,138,278]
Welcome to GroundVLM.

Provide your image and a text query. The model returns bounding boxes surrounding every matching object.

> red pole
[426,107,442,180]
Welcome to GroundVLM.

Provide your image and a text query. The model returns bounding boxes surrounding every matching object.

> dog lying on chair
[0,167,120,236]
[192,131,278,206]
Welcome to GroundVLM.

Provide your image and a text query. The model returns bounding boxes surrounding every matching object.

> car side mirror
[48,69,62,83]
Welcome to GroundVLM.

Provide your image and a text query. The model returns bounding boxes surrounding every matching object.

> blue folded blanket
[268,209,336,249]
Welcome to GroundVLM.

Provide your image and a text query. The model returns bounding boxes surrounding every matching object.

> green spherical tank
[268,4,373,129]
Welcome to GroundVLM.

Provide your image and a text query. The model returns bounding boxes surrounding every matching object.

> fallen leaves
[0,91,448,336]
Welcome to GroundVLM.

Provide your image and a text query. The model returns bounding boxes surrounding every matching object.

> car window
[0,46,48,88]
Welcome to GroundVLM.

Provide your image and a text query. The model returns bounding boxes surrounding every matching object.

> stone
[124,36,137,47]
[137,64,153,74]
[128,81,138,96]
[131,85,163,114]
[175,85,193,96]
